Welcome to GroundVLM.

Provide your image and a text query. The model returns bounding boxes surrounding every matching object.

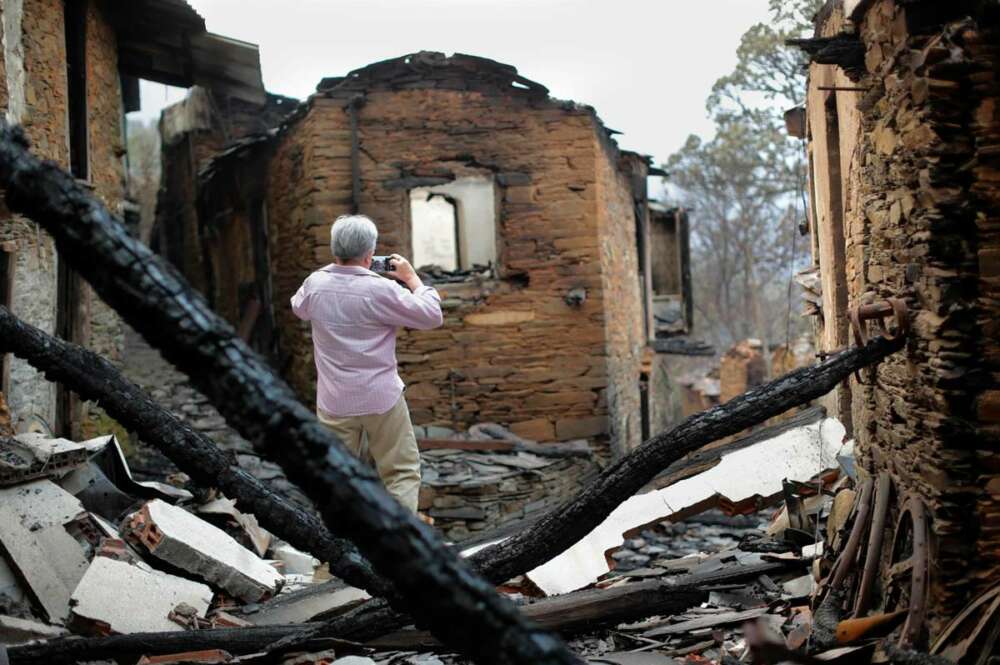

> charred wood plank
[367,561,789,650]
[0,123,579,665]
[6,562,787,664]
[0,305,391,599]
[787,34,867,81]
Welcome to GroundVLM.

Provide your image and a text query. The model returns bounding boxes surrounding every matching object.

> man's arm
[373,254,444,330]
[290,281,311,321]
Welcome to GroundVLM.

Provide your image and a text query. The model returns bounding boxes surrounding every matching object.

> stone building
[0,0,263,437]
[799,0,999,636]
[158,52,699,458]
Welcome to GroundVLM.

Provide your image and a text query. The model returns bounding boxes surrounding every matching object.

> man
[291,214,443,513]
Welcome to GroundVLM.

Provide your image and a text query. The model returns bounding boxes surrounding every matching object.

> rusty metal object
[854,472,893,616]
[829,477,875,591]
[848,298,909,383]
[849,298,909,347]
[836,610,907,643]
[931,582,1000,664]
[885,494,931,650]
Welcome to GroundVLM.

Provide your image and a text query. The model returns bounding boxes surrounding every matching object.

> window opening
[409,175,497,276]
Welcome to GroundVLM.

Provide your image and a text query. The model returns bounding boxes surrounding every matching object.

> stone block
[555,416,608,440]
[464,310,536,326]
[509,418,555,441]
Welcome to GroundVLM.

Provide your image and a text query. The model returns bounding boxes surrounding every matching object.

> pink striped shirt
[290,264,443,417]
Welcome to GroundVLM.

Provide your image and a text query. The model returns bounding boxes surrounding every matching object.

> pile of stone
[414,423,600,542]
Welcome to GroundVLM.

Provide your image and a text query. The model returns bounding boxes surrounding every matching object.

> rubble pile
[415,424,599,542]
[2,412,994,664]
[0,431,350,647]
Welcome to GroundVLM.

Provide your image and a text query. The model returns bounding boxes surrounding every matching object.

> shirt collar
[320,263,379,277]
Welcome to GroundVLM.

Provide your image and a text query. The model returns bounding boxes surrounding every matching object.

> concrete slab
[0,614,67,644]
[0,433,88,486]
[70,556,213,634]
[0,614,69,644]
[0,480,90,622]
[128,500,283,603]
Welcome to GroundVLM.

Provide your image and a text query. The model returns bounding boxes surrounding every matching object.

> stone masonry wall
[0,0,126,434]
[0,0,68,430]
[809,0,1000,635]
[596,145,646,454]
[267,87,639,450]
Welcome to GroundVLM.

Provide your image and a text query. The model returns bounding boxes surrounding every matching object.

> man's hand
[388,254,424,291]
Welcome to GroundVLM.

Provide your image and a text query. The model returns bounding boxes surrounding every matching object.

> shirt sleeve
[371,282,444,330]
[290,281,311,321]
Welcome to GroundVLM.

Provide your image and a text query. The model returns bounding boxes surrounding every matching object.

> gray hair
[330,214,378,261]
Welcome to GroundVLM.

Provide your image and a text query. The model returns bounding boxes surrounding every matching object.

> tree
[664,0,822,352]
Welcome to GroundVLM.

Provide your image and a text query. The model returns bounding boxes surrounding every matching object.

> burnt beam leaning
[0,123,581,665]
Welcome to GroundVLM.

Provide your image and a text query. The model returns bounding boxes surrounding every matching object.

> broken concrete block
[128,499,283,603]
[70,556,212,634]
[0,433,88,486]
[0,480,90,622]
[0,614,69,644]
[271,541,319,576]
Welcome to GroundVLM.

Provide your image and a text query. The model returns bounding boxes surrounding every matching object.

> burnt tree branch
[0,306,392,599]
[0,124,579,665]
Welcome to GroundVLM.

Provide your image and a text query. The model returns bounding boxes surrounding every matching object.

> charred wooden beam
[0,305,391,600]
[6,562,786,664]
[787,34,867,81]
[0,123,579,665]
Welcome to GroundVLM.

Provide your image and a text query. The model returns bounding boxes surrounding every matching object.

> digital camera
[371,255,395,273]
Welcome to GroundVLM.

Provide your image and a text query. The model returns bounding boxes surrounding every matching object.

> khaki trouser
[317,395,421,513]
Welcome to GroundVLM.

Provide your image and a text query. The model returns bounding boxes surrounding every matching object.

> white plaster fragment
[0,614,69,644]
[130,499,283,603]
[271,541,319,576]
[70,556,212,634]
[479,418,846,595]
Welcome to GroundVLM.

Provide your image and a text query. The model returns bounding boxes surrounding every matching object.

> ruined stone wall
[0,0,67,430]
[0,0,126,434]
[808,0,1000,634]
[595,147,646,453]
[265,106,326,402]
[81,0,125,409]
[267,88,640,449]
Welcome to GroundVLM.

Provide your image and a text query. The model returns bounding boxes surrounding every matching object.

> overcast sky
[136,0,772,167]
